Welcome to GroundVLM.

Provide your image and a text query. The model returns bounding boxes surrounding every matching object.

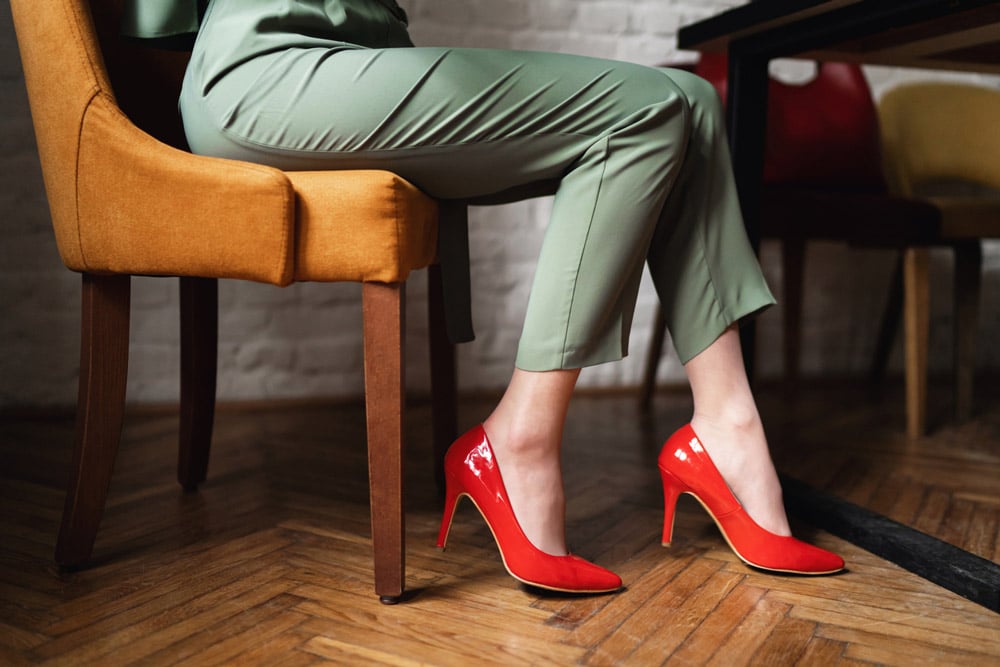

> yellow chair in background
[878,82,1000,434]
[10,0,461,603]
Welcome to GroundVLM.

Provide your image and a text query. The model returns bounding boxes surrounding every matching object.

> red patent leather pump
[437,425,622,593]
[659,424,845,575]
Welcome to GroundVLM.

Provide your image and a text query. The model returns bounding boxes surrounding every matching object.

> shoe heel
[436,481,461,549]
[659,467,684,546]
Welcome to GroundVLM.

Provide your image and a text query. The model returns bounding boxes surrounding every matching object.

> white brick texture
[2,1,998,406]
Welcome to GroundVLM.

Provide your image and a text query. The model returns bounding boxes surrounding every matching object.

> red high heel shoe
[658,424,844,575]
[437,425,622,593]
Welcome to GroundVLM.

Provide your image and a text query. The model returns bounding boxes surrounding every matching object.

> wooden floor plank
[748,615,816,665]
[887,478,926,525]
[0,621,49,652]
[788,601,1000,656]
[301,635,433,666]
[229,627,322,667]
[43,531,293,636]
[295,607,587,666]
[0,582,61,631]
[765,581,997,631]
[140,602,309,666]
[793,636,846,665]
[938,497,977,548]
[661,581,767,665]
[626,567,745,665]
[559,542,698,649]
[36,572,297,665]
[705,594,792,667]
[584,558,725,663]
[0,646,35,667]
[819,625,1000,666]
[1,383,998,665]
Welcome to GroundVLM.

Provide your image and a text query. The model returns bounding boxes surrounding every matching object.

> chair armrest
[71,93,296,285]
[288,170,438,284]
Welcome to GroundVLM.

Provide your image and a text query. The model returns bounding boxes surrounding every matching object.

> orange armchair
[10,0,459,603]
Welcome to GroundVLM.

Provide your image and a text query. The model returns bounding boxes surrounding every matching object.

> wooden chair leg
[903,248,930,438]
[362,281,406,604]
[178,277,218,492]
[953,241,981,423]
[56,273,131,567]
[427,264,457,493]
[639,305,668,411]
[781,238,806,385]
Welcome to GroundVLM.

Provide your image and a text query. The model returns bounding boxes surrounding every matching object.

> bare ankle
[485,416,561,459]
[686,416,790,536]
[691,406,762,439]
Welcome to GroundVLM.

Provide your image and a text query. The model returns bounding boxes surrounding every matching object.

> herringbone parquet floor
[1,380,998,665]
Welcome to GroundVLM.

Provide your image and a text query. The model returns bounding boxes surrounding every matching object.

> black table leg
[725,51,770,379]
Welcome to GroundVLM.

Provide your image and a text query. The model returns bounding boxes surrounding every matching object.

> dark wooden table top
[678,0,1000,74]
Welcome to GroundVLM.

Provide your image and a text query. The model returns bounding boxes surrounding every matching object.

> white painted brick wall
[2,0,998,406]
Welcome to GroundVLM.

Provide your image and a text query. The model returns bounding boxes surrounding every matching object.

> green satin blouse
[121,0,411,47]
[121,0,203,39]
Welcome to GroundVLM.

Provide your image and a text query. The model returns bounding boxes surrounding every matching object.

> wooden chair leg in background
[639,305,668,412]
[903,248,930,438]
[55,273,131,567]
[178,277,218,492]
[427,264,457,492]
[362,281,406,604]
[953,241,981,423]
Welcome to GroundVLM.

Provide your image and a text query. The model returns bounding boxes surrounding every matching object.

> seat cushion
[759,186,942,246]
[76,97,436,286]
[928,196,1000,239]
[289,170,438,283]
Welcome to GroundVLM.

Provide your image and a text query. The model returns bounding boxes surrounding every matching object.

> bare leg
[482,367,581,556]
[684,324,791,536]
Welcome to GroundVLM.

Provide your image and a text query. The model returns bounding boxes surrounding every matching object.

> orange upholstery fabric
[290,171,438,283]
[76,94,297,284]
[13,0,105,273]
[11,0,439,287]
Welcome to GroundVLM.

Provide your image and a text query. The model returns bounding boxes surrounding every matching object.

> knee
[663,69,724,120]
[659,69,728,143]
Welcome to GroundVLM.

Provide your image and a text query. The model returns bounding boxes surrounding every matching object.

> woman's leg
[481,368,581,555]
[184,48,696,372]
[645,69,775,365]
[684,325,790,536]
[483,325,794,556]
[185,49,780,554]
[642,70,786,534]
[183,51,702,559]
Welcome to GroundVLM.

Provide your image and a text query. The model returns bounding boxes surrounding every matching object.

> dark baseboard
[782,475,1000,614]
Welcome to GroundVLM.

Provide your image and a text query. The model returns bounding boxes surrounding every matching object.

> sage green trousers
[180,46,774,371]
